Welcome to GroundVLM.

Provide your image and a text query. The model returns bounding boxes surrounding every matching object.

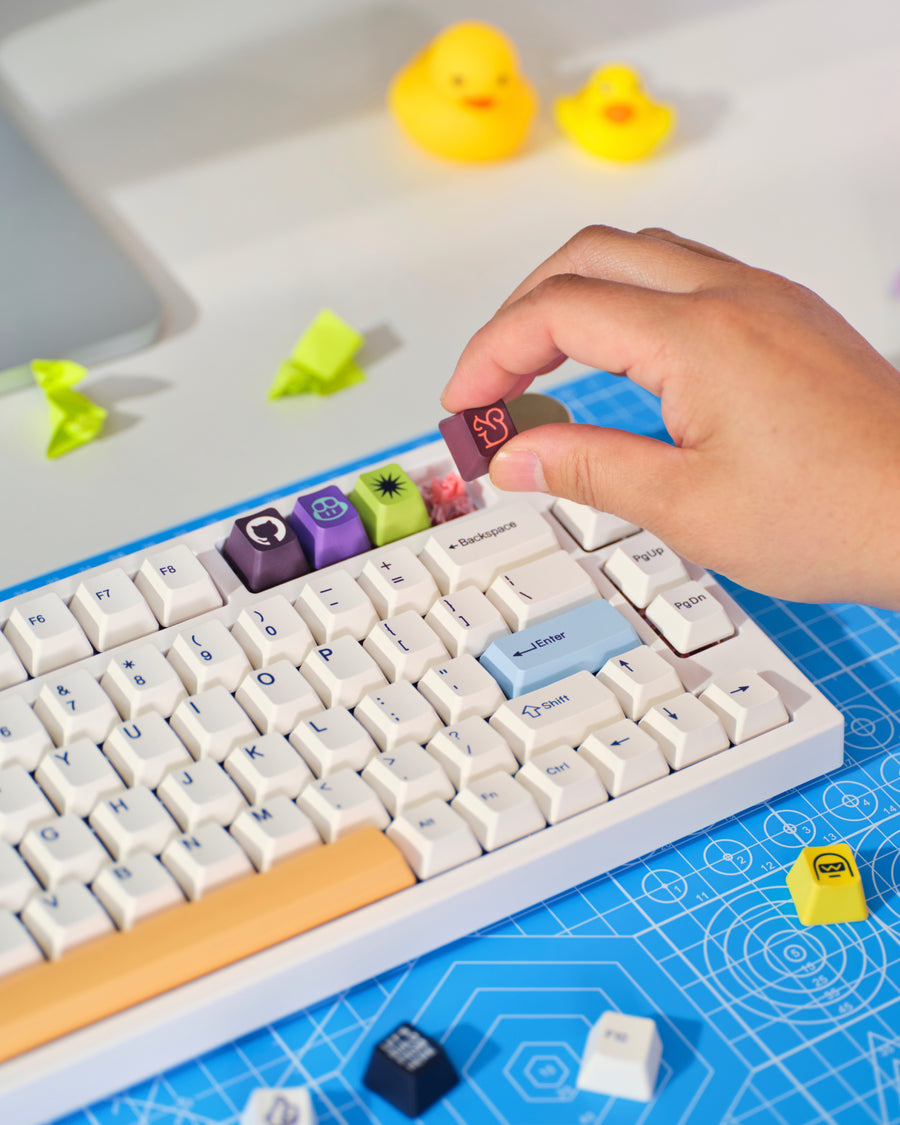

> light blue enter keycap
[480,599,640,698]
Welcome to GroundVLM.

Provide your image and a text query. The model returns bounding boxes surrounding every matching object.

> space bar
[0,828,415,1064]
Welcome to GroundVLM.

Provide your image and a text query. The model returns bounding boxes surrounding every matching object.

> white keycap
[645,581,735,653]
[516,746,609,824]
[577,1010,663,1101]
[101,643,187,719]
[157,758,247,831]
[294,572,378,643]
[135,544,222,627]
[103,713,192,788]
[640,693,730,770]
[417,655,505,724]
[230,795,321,872]
[21,882,114,959]
[420,502,559,593]
[426,716,518,788]
[235,663,323,735]
[89,786,180,860]
[0,840,41,912]
[355,682,442,751]
[301,637,386,709]
[361,743,455,817]
[3,592,93,676]
[161,822,254,900]
[0,633,27,690]
[597,646,683,720]
[170,687,258,762]
[0,911,43,976]
[289,708,378,776]
[358,546,440,617]
[19,814,110,889]
[0,696,52,770]
[424,587,510,658]
[232,594,315,667]
[602,531,690,608]
[387,797,482,880]
[0,765,56,844]
[579,720,670,797]
[551,498,640,551]
[224,733,313,805]
[69,568,158,651]
[363,612,448,682]
[699,670,790,743]
[241,1087,315,1125]
[91,851,184,930]
[490,671,623,763]
[168,621,252,695]
[296,769,389,844]
[34,668,120,746]
[35,739,125,817]
[486,551,597,631]
[451,770,545,851]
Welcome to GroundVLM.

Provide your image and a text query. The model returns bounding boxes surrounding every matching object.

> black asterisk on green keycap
[372,472,406,500]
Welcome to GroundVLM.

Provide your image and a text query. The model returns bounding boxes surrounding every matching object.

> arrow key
[597,645,683,720]
[579,720,669,797]
[699,670,789,743]
[639,693,729,770]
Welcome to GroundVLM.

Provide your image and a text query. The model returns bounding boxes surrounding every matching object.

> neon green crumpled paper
[31,359,107,459]
[268,309,365,399]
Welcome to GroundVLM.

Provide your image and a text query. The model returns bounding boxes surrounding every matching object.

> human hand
[441,226,900,609]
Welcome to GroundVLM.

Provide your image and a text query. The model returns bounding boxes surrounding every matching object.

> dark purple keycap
[222,507,309,592]
[288,485,371,568]
[438,399,517,480]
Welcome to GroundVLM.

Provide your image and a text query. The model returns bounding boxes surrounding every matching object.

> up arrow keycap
[479,599,639,697]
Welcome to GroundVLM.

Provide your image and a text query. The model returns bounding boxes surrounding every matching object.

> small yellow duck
[388,21,538,162]
[555,64,675,161]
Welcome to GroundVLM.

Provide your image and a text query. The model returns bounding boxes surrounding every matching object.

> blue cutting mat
[58,371,900,1125]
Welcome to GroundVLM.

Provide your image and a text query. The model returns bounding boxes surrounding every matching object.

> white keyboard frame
[0,433,844,1125]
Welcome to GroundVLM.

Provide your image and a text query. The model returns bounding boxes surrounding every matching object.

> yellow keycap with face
[786,843,868,926]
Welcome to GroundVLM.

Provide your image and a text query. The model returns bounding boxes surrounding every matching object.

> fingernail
[490,449,548,493]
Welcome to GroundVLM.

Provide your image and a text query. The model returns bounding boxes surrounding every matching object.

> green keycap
[349,463,430,546]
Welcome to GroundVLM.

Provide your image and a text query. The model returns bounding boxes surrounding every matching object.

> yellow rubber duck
[388,21,538,162]
[555,64,675,161]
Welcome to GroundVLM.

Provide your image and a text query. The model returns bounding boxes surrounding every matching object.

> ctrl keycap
[786,843,868,926]
[241,1085,315,1125]
[577,1011,662,1102]
[363,1022,458,1116]
[223,507,309,592]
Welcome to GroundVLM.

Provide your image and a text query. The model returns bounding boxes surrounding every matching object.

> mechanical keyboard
[0,427,843,1125]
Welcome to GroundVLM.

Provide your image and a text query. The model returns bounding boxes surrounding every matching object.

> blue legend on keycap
[480,599,639,697]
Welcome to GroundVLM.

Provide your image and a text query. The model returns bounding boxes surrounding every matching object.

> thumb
[488,422,692,536]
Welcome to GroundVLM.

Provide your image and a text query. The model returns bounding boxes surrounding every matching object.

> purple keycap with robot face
[223,507,309,592]
[289,485,371,568]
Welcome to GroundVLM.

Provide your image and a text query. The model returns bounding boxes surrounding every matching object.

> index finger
[441,272,681,413]
[500,225,741,309]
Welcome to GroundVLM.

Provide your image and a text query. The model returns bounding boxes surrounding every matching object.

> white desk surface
[1,0,898,592]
